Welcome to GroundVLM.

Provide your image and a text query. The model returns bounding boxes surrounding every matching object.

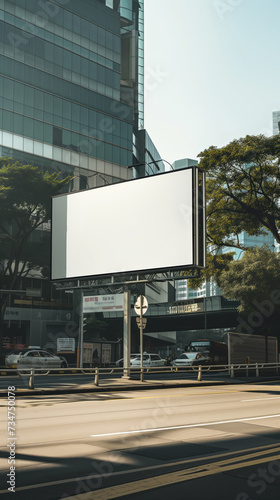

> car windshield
[179,353,197,359]
[8,349,31,355]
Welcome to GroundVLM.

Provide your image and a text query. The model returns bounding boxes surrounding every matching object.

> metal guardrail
[0,362,279,389]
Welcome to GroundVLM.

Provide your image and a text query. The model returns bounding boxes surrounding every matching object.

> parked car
[115,354,139,367]
[5,349,68,369]
[172,352,211,367]
[130,353,165,367]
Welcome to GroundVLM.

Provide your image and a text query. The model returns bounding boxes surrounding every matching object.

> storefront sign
[102,344,111,364]
[57,338,75,352]
[168,303,204,314]
[83,294,124,313]
[83,342,94,363]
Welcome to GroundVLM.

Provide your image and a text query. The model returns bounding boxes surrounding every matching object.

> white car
[5,349,68,369]
[115,354,139,367]
[172,352,211,367]
[130,353,165,367]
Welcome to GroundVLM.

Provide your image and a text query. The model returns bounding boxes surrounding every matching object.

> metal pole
[123,290,131,379]
[79,290,84,368]
[28,369,35,389]
[204,296,207,336]
[94,367,99,386]
[227,332,231,376]
[140,296,144,382]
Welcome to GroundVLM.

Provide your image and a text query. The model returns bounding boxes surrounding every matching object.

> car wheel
[61,361,67,368]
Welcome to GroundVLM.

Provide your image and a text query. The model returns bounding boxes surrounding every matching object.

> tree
[185,252,235,289]
[199,134,280,250]
[218,246,280,335]
[0,157,70,322]
[187,134,280,289]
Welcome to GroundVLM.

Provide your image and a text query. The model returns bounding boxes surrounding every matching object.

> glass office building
[0,0,161,350]
[273,110,280,136]
[0,0,146,189]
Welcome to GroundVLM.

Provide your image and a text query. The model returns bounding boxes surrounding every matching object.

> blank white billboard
[51,168,205,281]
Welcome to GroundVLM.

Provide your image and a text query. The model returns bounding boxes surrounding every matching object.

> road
[0,381,280,499]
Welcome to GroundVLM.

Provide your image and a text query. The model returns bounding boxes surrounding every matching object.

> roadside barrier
[0,362,279,389]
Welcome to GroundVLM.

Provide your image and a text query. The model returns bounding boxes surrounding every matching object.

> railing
[0,362,279,390]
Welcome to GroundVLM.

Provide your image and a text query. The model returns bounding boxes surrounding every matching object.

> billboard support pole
[140,296,144,382]
[227,332,231,376]
[79,290,84,368]
[123,289,131,379]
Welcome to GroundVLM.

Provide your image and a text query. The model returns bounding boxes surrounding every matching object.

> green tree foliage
[188,134,280,289]
[183,252,235,289]
[0,157,70,315]
[83,316,109,340]
[218,246,280,313]
[199,134,280,249]
[218,247,280,335]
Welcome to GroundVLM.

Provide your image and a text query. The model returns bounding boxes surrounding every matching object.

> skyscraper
[0,0,155,189]
[0,0,167,351]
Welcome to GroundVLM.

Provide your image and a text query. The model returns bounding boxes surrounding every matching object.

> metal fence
[1,362,279,389]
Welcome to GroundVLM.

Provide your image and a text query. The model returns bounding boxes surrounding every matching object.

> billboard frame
[51,166,206,283]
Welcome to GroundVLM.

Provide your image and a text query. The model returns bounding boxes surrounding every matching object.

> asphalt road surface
[1,381,280,499]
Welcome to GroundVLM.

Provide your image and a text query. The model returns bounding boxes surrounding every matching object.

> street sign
[134,295,148,315]
[134,295,148,383]
[136,317,147,329]
[57,338,75,352]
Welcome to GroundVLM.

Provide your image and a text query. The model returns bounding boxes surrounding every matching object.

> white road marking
[242,397,280,402]
[91,413,280,437]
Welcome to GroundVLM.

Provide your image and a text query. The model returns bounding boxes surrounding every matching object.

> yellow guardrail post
[94,367,99,386]
[28,368,35,389]
[197,365,202,381]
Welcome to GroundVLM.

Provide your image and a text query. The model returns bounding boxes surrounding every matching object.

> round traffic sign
[134,295,148,315]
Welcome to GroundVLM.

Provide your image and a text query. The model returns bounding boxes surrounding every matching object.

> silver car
[130,354,165,367]
[5,349,68,369]
[172,352,211,367]
[115,354,139,367]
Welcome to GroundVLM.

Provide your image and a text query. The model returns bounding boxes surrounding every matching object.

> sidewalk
[0,373,277,397]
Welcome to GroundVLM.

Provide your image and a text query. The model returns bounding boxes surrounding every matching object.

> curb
[0,379,230,396]
[0,376,278,397]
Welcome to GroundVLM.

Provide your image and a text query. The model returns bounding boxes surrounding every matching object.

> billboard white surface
[51,168,204,280]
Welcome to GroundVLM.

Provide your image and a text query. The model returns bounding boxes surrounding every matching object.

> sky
[144,0,280,164]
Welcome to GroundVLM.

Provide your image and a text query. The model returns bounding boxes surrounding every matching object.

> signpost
[57,338,75,353]
[134,295,148,382]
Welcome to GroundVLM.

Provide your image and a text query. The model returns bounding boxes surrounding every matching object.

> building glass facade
[133,128,165,177]
[273,110,280,136]
[0,0,153,354]
[0,0,145,189]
